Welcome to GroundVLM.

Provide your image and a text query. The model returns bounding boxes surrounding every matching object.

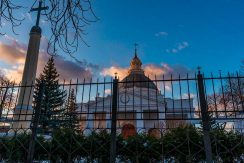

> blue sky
[86,0,244,71]
[0,0,243,81]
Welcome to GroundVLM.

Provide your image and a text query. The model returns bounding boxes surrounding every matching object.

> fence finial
[197,66,201,74]
[114,72,118,79]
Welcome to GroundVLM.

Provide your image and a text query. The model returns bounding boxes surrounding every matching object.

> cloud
[0,38,26,65]
[37,53,95,82]
[144,63,193,91]
[182,93,195,99]
[100,66,128,79]
[25,13,33,22]
[178,41,189,50]
[165,85,172,91]
[104,89,111,95]
[166,41,189,53]
[155,32,168,37]
[2,64,24,82]
[0,36,98,83]
[101,63,193,93]
[101,63,192,80]
[144,64,173,79]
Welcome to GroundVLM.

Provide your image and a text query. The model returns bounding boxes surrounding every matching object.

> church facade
[79,51,194,135]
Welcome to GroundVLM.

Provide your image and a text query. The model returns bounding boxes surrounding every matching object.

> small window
[94,112,106,129]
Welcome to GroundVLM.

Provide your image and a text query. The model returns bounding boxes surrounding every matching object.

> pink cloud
[2,64,24,82]
[101,63,192,80]
[0,40,26,65]
[100,66,128,80]
[0,37,98,83]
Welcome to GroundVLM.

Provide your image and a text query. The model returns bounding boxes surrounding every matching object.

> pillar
[12,26,42,130]
[136,112,144,133]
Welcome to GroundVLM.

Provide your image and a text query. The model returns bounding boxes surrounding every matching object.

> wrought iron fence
[0,71,243,162]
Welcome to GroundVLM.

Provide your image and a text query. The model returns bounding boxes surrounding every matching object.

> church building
[79,50,194,135]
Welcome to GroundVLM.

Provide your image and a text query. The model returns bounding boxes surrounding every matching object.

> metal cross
[30,0,49,27]
[134,43,138,49]
[134,43,138,55]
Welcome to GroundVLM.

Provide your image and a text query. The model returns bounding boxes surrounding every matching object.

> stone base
[12,105,33,130]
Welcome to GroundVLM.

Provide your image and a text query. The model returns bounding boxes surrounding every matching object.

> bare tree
[220,61,244,114]
[0,72,15,119]
[207,74,244,118]
[0,0,98,55]
[0,0,24,35]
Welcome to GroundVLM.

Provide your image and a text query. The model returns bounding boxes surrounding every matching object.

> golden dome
[119,49,157,90]
[129,54,142,71]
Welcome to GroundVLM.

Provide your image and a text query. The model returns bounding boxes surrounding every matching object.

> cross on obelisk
[13,0,48,130]
[30,0,49,27]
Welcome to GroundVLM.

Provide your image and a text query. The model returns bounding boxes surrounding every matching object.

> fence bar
[27,83,45,163]
[197,71,213,163]
[110,76,118,163]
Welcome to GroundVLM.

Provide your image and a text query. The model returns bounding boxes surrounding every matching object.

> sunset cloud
[144,64,173,79]
[0,37,98,83]
[101,63,192,80]
[0,40,26,65]
[37,52,96,82]
[2,64,24,82]
[101,66,128,79]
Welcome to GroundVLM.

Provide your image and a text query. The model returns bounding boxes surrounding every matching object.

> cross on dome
[129,45,143,74]
[119,46,157,90]
[134,43,138,57]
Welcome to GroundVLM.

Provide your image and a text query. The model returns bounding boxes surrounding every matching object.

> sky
[0,0,244,82]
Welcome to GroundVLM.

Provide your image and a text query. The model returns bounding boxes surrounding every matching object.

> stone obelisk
[12,1,48,130]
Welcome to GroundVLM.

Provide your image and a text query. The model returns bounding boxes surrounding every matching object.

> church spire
[129,44,143,74]
[134,43,138,57]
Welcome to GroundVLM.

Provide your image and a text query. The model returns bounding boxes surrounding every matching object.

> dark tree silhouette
[62,88,80,132]
[0,0,98,55]
[34,56,66,134]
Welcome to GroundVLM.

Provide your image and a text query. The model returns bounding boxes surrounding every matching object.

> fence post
[197,71,213,163]
[27,82,45,163]
[110,75,118,163]
[0,85,9,120]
